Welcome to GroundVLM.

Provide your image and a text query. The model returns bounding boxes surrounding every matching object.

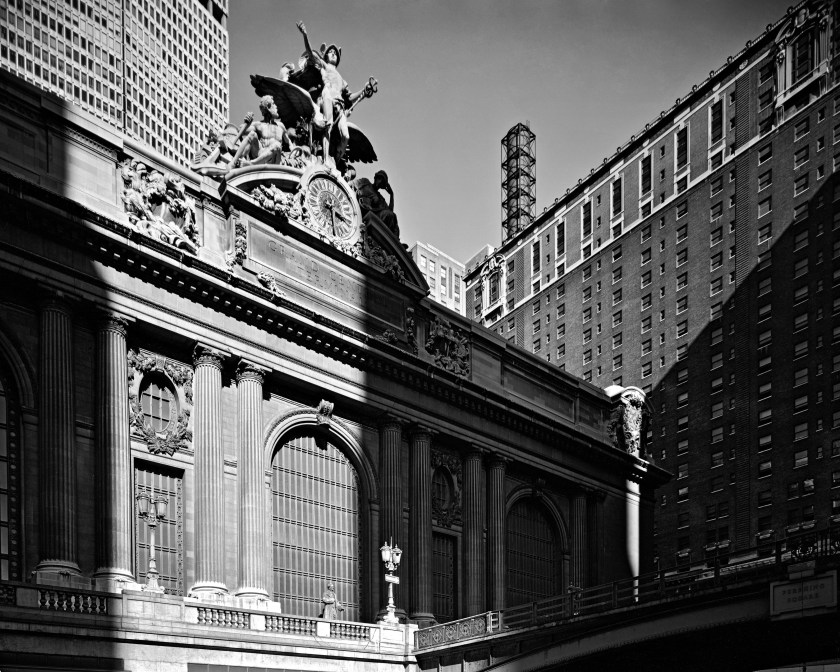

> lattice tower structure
[501,121,536,242]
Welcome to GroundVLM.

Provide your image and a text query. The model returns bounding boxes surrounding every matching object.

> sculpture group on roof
[192,20,379,180]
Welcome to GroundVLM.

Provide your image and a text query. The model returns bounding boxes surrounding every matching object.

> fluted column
[236,361,269,599]
[570,491,588,589]
[93,312,134,585]
[409,426,434,624]
[191,344,228,595]
[378,417,404,619]
[486,453,509,611]
[463,446,484,615]
[36,295,80,575]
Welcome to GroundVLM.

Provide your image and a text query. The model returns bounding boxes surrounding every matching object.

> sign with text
[770,571,837,616]
[249,223,404,329]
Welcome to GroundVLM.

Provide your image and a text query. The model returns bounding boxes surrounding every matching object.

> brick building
[466,0,840,570]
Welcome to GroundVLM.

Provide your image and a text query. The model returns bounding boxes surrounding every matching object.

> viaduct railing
[416,524,840,650]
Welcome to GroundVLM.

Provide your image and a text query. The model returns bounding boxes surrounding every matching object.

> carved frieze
[120,159,199,253]
[431,449,463,528]
[425,316,470,377]
[127,349,193,456]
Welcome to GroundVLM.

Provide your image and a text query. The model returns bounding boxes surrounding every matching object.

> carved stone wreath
[425,316,470,377]
[127,349,193,456]
[431,449,463,528]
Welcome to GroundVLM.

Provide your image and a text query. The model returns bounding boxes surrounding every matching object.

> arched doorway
[271,431,361,620]
[505,497,562,606]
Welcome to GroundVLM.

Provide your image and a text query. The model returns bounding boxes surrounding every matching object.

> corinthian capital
[193,343,227,369]
[236,359,269,384]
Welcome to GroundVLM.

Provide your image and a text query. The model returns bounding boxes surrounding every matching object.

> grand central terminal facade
[0,69,666,671]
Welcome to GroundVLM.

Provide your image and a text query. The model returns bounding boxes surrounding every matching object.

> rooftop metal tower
[501,122,536,242]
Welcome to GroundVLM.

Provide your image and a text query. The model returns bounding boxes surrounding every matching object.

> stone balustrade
[0,581,411,654]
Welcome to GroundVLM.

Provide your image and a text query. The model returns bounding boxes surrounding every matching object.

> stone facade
[0,70,666,671]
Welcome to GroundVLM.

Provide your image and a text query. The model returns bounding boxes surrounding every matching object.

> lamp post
[379,539,402,625]
[136,488,168,593]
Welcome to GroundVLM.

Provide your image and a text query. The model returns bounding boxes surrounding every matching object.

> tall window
[0,367,20,581]
[640,155,652,195]
[556,220,565,256]
[532,240,541,274]
[272,435,361,620]
[506,498,561,606]
[582,201,592,238]
[792,30,814,85]
[710,100,723,144]
[611,178,623,217]
[676,127,688,169]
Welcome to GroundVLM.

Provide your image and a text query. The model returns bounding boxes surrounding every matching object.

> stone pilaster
[93,312,134,587]
[235,360,269,599]
[409,425,434,624]
[486,452,509,611]
[463,446,484,615]
[36,295,80,576]
[190,344,228,595]
[570,491,588,589]
[378,417,404,618]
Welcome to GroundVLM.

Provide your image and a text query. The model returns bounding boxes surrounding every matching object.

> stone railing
[0,582,411,653]
[196,606,249,628]
[415,611,500,650]
[39,588,109,614]
[265,614,317,636]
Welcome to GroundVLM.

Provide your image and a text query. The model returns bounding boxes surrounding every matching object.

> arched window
[271,432,361,620]
[139,373,175,432]
[506,498,561,607]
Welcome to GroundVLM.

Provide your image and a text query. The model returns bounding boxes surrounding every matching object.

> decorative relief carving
[256,271,287,299]
[251,183,307,222]
[127,349,193,456]
[225,208,247,270]
[374,329,397,344]
[406,307,418,355]
[120,159,199,253]
[424,316,470,377]
[431,449,463,528]
[316,399,335,427]
[248,180,406,283]
[609,387,648,457]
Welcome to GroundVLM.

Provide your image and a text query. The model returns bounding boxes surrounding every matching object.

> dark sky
[230,0,793,262]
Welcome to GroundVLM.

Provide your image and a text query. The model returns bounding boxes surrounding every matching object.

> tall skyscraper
[0,0,229,166]
[467,0,840,570]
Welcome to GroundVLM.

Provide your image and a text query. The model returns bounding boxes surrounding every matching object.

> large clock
[304,173,358,240]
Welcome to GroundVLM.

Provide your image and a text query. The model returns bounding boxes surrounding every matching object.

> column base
[33,563,90,590]
[188,581,229,599]
[92,567,137,594]
[235,587,270,600]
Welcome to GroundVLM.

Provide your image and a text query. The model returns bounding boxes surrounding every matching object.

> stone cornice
[0,168,636,475]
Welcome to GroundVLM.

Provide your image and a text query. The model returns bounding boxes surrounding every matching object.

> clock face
[305,176,356,239]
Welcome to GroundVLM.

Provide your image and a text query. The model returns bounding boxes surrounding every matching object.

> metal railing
[416,525,840,649]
